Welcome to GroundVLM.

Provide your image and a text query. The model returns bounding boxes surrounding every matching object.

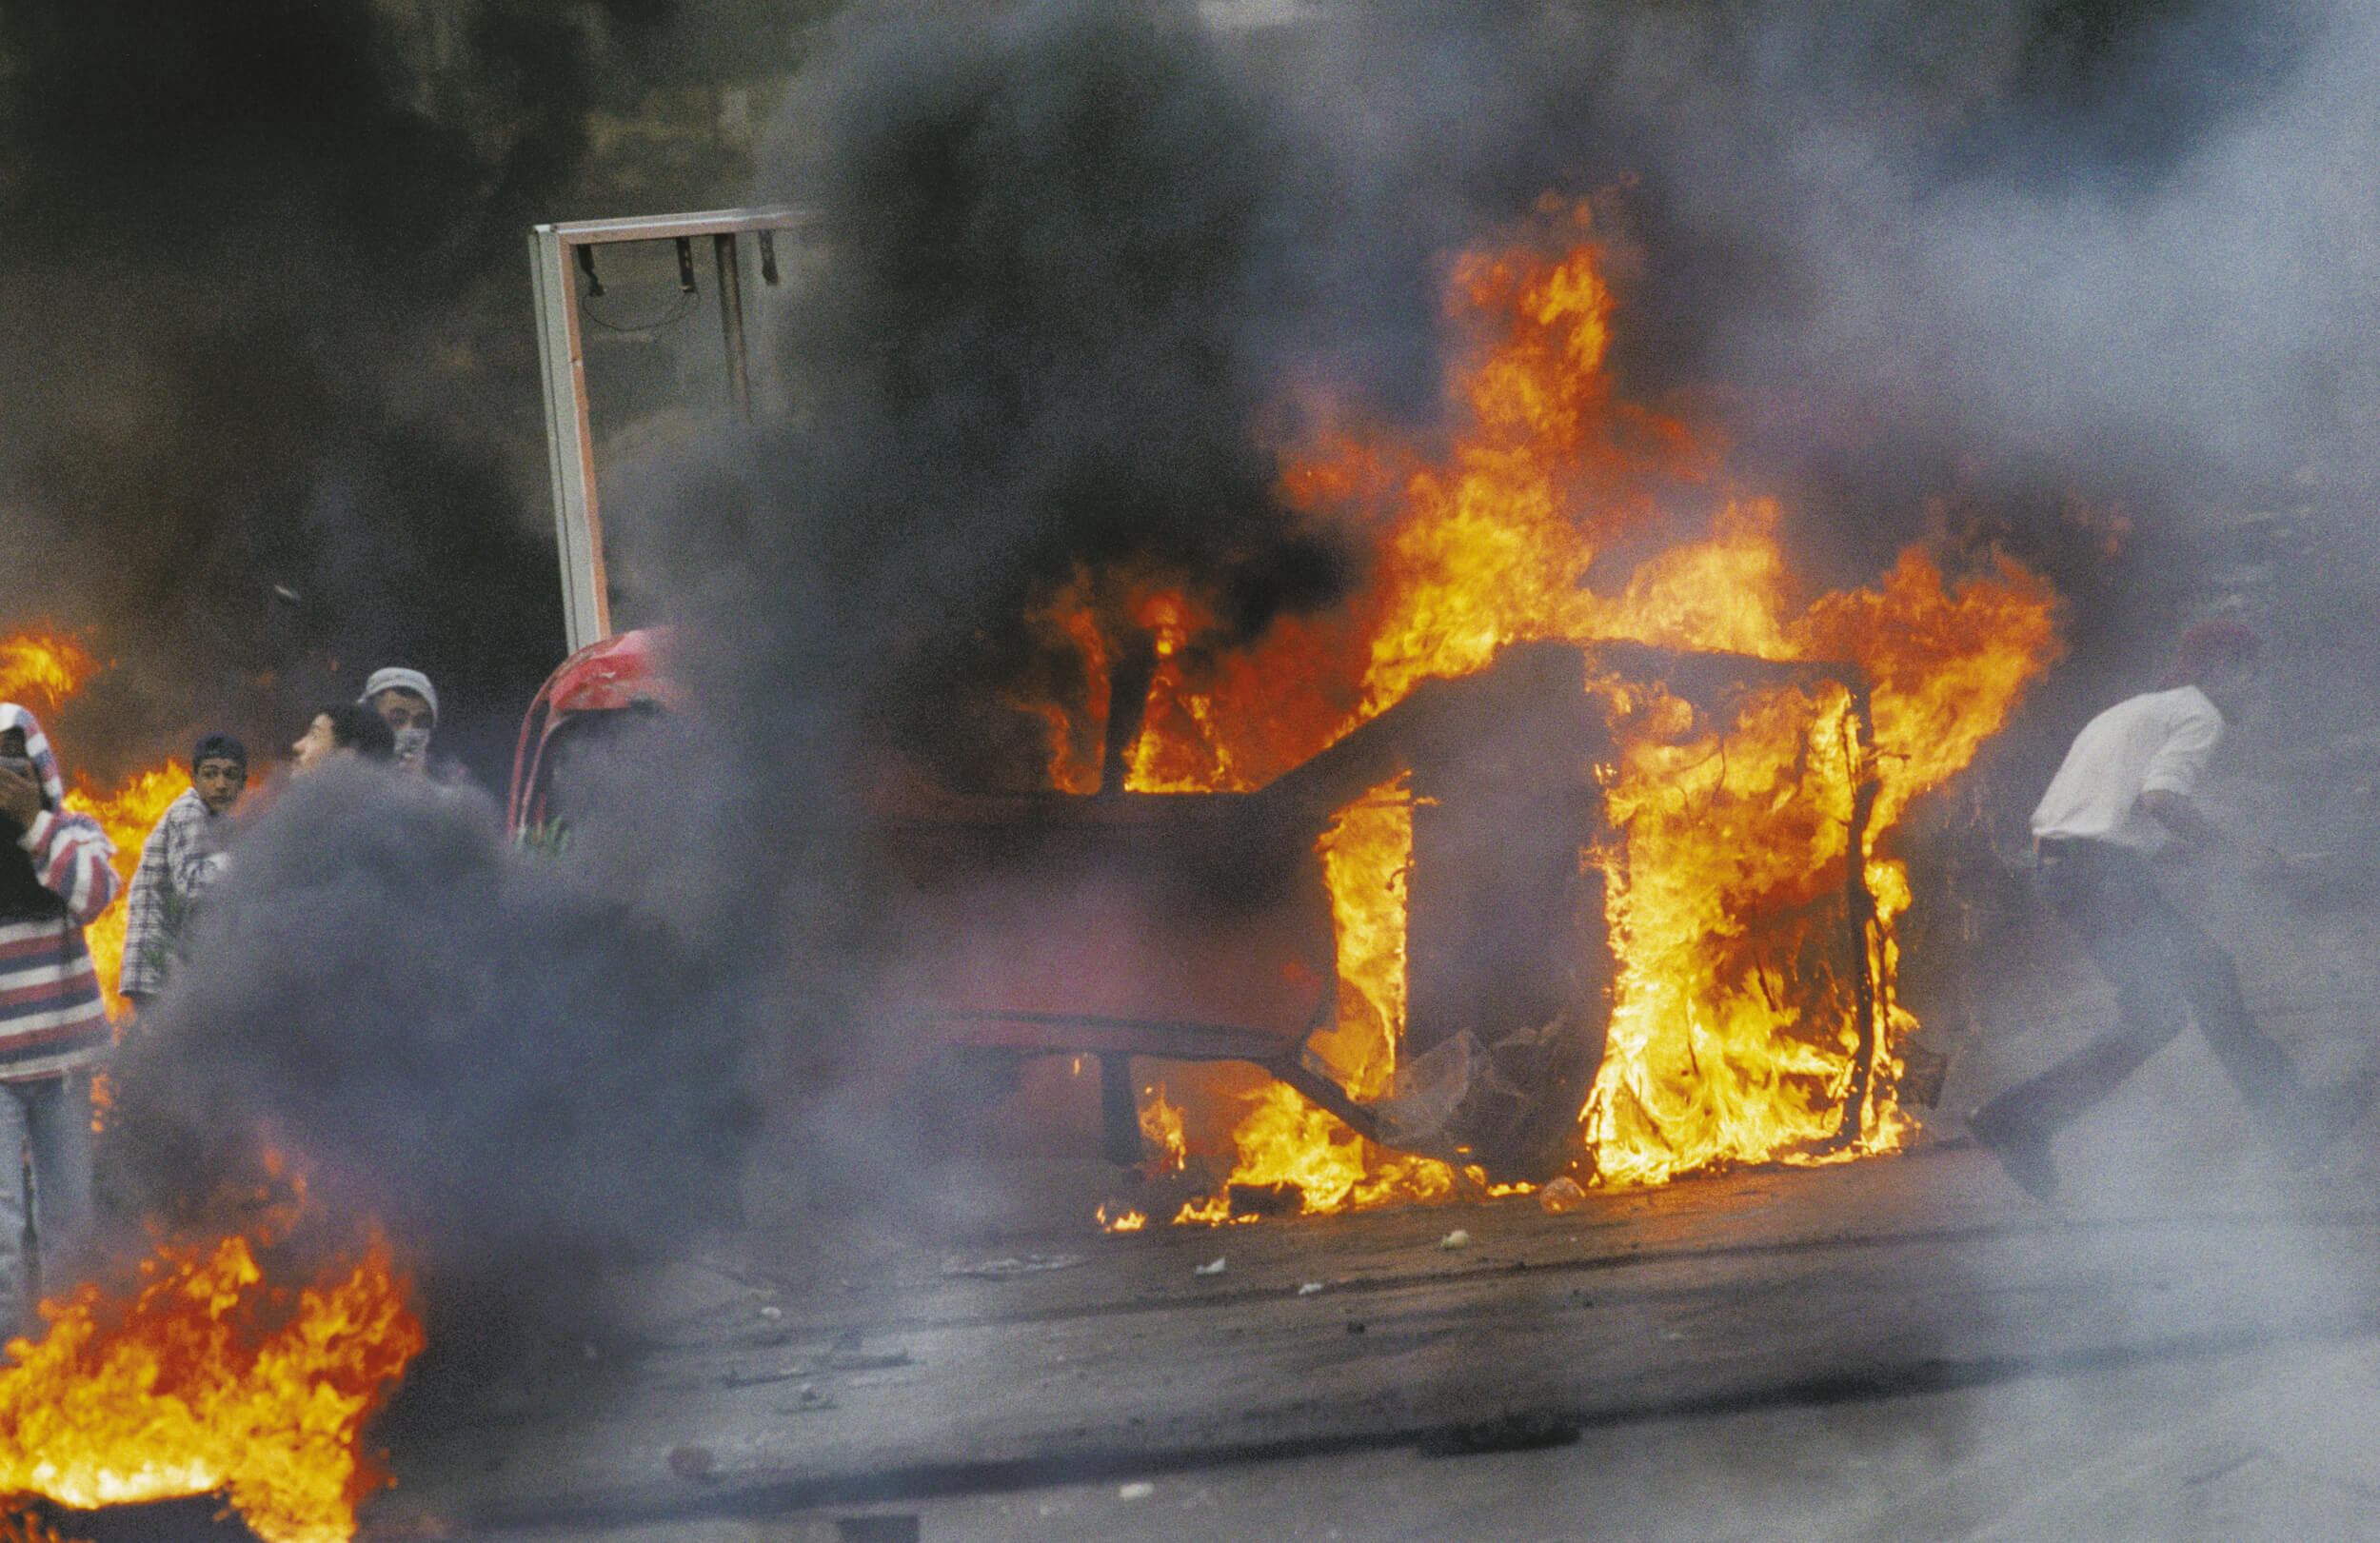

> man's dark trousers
[1974,838,2315,1154]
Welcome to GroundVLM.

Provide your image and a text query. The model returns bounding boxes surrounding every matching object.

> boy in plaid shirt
[119,733,246,1011]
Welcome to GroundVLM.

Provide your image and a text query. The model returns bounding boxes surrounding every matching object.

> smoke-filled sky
[0,0,827,782]
[5,0,2376,792]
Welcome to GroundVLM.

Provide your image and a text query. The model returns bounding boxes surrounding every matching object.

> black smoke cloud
[636,0,1444,789]
[115,763,752,1276]
[582,2,1458,1187]
[99,0,1436,1372]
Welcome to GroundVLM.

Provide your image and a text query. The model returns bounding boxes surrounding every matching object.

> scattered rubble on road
[941,1253,1086,1279]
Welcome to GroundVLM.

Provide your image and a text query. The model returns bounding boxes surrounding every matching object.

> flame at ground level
[0,1219,424,1543]
[0,634,421,1537]
[0,1506,78,1543]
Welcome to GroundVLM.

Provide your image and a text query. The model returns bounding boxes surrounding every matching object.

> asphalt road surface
[371,1072,2380,1543]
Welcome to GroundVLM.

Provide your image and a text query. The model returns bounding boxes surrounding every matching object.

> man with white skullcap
[360,667,438,775]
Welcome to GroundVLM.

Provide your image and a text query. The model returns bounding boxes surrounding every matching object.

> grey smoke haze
[92,0,2380,1400]
[1320,0,2366,493]
[1707,2,2364,475]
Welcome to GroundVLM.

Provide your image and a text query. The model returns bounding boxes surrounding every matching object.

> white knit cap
[360,667,438,722]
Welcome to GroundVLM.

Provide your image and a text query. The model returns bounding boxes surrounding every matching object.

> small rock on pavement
[1195,1256,1227,1276]
[1537,1176,1589,1213]
[1438,1229,1472,1250]
[667,1444,716,1480]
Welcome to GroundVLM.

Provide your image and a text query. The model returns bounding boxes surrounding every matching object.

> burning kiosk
[521,203,2054,1209]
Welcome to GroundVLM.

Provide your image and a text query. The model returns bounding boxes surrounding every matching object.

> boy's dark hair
[193,732,248,771]
[322,703,396,762]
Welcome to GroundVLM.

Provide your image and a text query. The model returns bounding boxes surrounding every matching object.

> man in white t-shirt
[1970,619,2364,1199]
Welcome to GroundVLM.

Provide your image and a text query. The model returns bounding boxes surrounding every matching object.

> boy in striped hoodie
[0,702,118,1335]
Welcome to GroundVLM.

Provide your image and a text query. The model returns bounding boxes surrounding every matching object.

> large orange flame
[0,633,97,718]
[1054,204,2059,1217]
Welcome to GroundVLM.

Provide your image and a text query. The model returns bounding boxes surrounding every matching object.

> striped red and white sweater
[0,702,118,1083]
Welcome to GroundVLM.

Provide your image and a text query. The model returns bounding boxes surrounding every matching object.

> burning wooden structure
[518,203,2062,1215]
[868,636,1881,1187]
[502,624,1887,1191]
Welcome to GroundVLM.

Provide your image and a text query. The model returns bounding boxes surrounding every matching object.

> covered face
[0,726,32,830]
[0,703,69,835]
[369,690,433,769]
[361,667,439,772]
[0,703,68,805]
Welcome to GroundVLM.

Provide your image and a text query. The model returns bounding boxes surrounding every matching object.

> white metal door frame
[528,206,805,653]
